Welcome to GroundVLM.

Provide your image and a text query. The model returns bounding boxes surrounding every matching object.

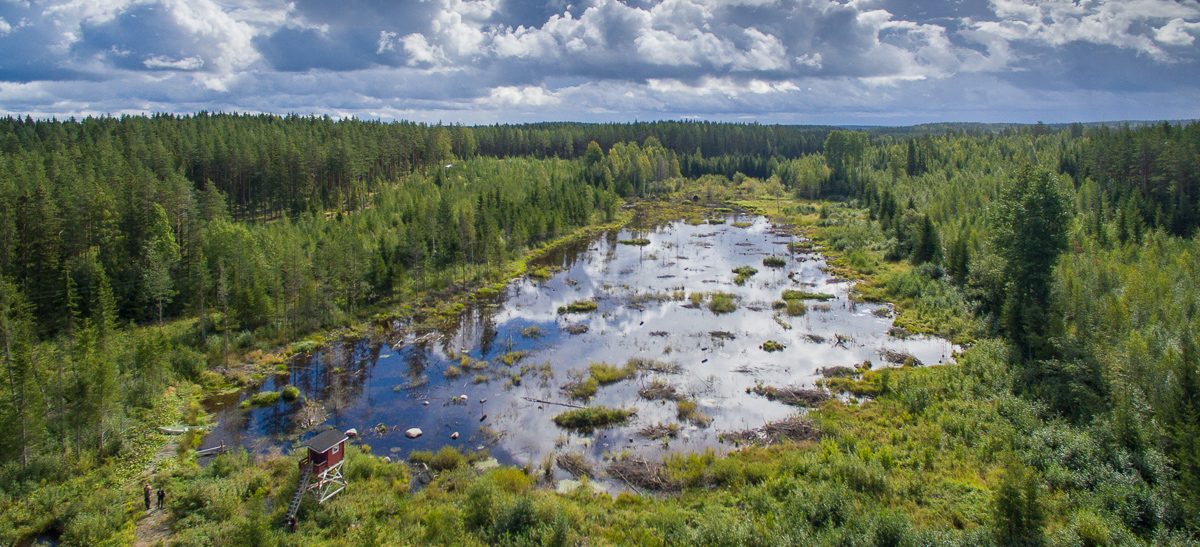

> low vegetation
[557,299,599,314]
[551,406,635,432]
[618,238,651,246]
[732,265,758,285]
[707,292,739,314]
[762,256,787,267]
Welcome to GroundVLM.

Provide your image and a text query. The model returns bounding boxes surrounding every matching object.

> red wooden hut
[286,429,349,521]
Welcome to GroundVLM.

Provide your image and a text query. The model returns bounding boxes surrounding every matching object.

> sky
[0,0,1197,126]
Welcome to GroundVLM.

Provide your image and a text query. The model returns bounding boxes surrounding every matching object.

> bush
[410,446,466,471]
[763,256,787,267]
[280,385,300,402]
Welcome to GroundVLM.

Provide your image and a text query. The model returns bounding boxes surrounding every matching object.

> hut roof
[301,429,348,454]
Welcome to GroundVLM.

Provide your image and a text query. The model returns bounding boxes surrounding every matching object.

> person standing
[156,487,165,510]
[143,484,152,511]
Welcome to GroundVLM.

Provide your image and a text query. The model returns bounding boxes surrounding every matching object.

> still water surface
[201,214,955,477]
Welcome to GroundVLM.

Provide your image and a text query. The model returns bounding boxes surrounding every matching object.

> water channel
[201,212,956,481]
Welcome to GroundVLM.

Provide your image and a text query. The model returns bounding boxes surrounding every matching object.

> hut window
[332,444,339,455]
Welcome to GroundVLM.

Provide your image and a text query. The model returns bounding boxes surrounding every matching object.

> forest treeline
[2,114,1200,545]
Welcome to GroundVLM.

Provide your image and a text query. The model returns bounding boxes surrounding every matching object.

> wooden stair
[286,464,312,522]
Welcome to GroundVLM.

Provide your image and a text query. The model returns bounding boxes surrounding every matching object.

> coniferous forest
[2,115,1200,546]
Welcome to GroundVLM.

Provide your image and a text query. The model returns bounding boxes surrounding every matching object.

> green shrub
[409,446,466,471]
[763,256,787,267]
[280,385,300,402]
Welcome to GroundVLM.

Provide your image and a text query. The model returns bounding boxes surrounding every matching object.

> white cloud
[480,85,561,107]
[143,55,204,70]
[1156,18,1200,46]
[401,33,447,66]
[969,0,1200,62]
[377,30,398,54]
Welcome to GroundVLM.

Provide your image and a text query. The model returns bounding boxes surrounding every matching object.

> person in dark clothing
[156,488,165,509]
[143,484,152,510]
[288,516,296,533]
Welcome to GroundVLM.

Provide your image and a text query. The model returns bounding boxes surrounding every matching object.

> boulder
[450,432,459,440]
[345,428,358,437]
[405,428,423,439]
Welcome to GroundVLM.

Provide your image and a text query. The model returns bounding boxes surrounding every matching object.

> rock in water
[450,432,459,439]
[405,428,423,439]
[345,428,358,437]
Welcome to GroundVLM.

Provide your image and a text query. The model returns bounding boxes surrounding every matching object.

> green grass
[588,362,638,385]
[676,399,712,426]
[552,406,634,432]
[280,385,300,402]
[618,238,651,246]
[248,391,280,407]
[761,340,785,352]
[708,292,738,314]
[558,300,599,314]
[561,376,599,400]
[781,289,835,301]
[732,266,758,285]
[762,256,787,268]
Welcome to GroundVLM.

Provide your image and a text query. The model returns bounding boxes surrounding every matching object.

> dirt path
[133,436,180,547]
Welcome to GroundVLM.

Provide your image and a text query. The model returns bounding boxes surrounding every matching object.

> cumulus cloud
[0,0,1196,123]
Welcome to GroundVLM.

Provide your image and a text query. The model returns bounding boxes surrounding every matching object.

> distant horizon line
[1,112,1196,130]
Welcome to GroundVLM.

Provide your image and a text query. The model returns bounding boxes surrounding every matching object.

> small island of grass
[552,406,635,432]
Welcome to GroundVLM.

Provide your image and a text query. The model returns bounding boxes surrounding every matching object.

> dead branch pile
[820,366,857,379]
[556,452,595,479]
[629,357,682,374]
[720,417,820,447]
[880,349,923,366]
[751,384,831,406]
[638,380,685,401]
[638,422,679,440]
[564,323,589,335]
[606,456,678,491]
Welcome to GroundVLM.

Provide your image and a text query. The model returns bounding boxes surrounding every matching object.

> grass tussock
[558,300,599,314]
[707,292,739,314]
[782,289,836,301]
[762,256,787,268]
[676,399,712,427]
[552,406,635,432]
[618,238,651,246]
[761,340,786,352]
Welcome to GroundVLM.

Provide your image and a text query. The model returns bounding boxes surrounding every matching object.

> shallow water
[201,214,955,481]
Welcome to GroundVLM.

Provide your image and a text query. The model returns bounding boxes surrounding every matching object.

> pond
[201,213,956,483]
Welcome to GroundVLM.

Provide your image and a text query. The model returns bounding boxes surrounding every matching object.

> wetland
[201,211,956,487]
